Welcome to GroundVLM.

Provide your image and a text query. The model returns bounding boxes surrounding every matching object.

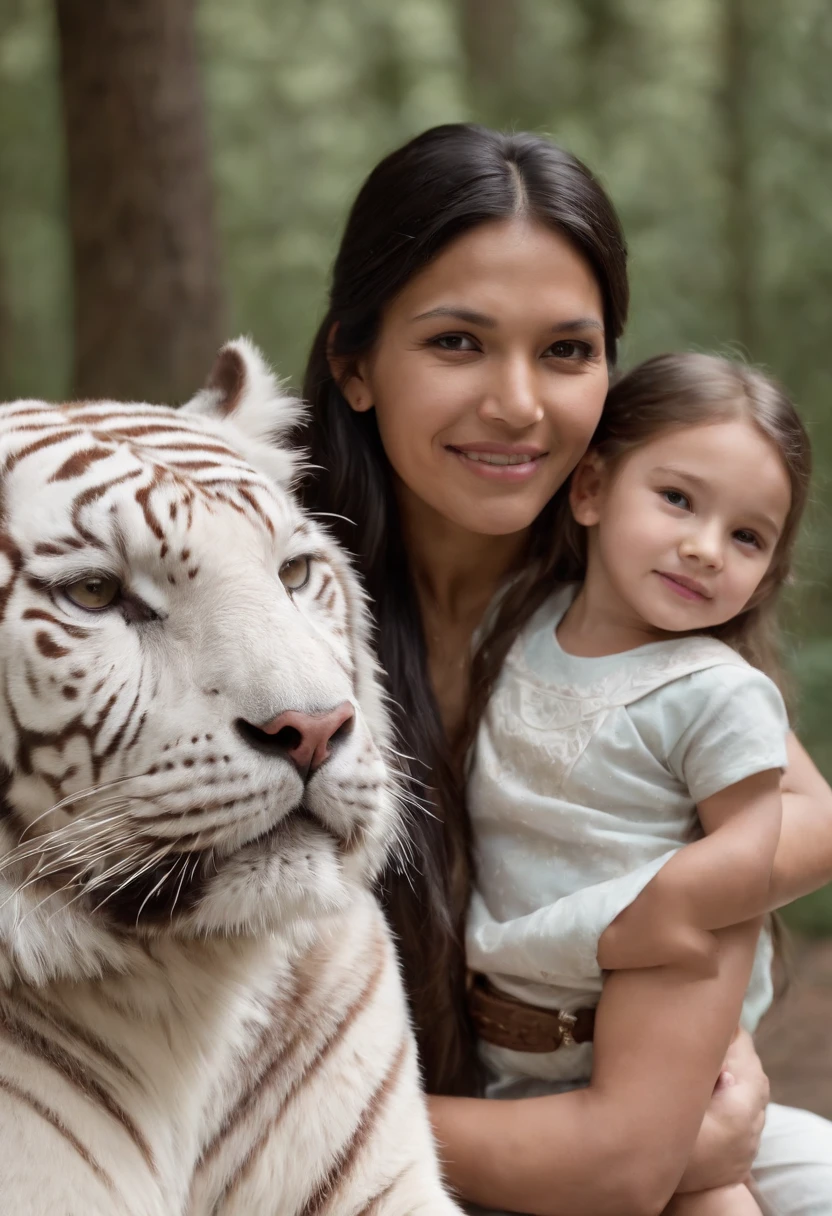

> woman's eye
[547,340,593,360]
[63,575,121,611]
[734,529,761,549]
[279,555,311,592]
[661,489,690,510]
[433,333,477,353]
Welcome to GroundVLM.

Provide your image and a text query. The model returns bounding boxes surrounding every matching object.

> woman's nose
[479,357,544,428]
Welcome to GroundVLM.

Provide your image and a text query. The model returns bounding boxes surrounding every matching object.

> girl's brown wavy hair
[552,352,812,698]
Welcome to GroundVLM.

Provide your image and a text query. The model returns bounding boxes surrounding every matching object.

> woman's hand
[676,1030,769,1194]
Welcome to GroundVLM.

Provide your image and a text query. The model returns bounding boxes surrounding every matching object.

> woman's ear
[327,323,374,414]
[569,451,607,526]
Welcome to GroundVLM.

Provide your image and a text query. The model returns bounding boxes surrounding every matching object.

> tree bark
[0,246,12,400]
[460,0,522,127]
[55,0,224,403]
[721,0,756,354]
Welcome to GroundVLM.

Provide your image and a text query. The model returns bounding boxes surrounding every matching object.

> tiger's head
[0,339,400,986]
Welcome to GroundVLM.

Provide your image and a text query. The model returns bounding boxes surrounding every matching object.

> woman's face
[343,218,609,538]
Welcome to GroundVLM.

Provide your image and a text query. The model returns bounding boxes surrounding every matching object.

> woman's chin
[448,497,551,539]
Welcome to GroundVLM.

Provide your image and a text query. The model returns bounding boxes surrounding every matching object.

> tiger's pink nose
[256,702,355,776]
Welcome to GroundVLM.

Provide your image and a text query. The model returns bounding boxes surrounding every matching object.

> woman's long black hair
[297,123,629,1094]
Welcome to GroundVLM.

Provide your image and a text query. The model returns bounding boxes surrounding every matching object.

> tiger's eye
[279,555,311,592]
[64,575,120,610]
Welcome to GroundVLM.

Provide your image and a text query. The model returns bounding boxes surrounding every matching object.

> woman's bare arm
[429,920,760,1216]
[771,731,832,906]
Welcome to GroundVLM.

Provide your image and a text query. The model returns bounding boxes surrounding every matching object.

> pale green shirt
[466,584,789,1086]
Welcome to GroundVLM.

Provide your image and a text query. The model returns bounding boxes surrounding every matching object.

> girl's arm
[771,731,832,906]
[598,769,780,972]
[599,733,832,972]
[430,920,761,1216]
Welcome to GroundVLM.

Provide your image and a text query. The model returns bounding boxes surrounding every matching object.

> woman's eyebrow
[411,306,497,326]
[410,306,604,333]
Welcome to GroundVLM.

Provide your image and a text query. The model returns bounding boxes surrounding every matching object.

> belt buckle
[557,1010,578,1048]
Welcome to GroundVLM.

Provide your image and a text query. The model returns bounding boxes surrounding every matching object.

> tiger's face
[0,340,399,984]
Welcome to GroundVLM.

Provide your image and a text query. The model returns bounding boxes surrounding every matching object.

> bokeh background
[1,0,830,1108]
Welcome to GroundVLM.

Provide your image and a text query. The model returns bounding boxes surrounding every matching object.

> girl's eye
[432,333,478,353]
[279,555,311,592]
[734,529,761,549]
[547,340,594,360]
[63,575,121,611]
[661,489,690,510]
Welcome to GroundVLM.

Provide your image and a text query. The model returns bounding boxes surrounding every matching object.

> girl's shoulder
[630,660,789,803]
[504,582,761,704]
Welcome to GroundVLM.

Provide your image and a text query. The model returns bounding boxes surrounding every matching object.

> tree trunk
[55,0,224,403]
[721,0,756,354]
[0,246,12,400]
[460,0,521,127]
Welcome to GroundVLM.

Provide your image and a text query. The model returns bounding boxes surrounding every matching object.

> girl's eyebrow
[410,305,604,333]
[654,466,784,535]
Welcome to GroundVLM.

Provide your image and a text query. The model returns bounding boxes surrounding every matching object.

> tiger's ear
[181,337,306,487]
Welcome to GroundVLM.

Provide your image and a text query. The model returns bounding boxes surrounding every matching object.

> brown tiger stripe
[99,687,144,763]
[134,480,167,540]
[352,1165,412,1216]
[300,1036,409,1216]
[0,1005,156,1171]
[124,710,148,751]
[151,441,248,462]
[0,1075,114,1191]
[8,992,142,1089]
[23,609,91,639]
[4,430,80,473]
[35,631,70,659]
[236,486,275,534]
[66,412,179,428]
[49,447,115,482]
[72,469,143,546]
[211,935,388,1206]
[197,965,321,1169]
[199,933,372,1166]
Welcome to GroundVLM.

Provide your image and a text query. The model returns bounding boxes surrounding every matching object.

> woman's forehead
[389,218,604,324]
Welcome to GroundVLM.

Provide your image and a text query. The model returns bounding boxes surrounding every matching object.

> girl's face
[571,418,793,636]
[341,219,609,538]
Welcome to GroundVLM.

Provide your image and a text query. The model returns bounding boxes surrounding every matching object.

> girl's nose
[679,526,723,569]
[478,357,544,428]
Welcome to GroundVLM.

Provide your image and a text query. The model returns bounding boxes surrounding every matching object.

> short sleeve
[634,664,789,805]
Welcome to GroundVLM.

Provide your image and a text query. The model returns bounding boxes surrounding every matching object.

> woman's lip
[655,571,711,601]
[448,446,546,482]
[447,442,546,457]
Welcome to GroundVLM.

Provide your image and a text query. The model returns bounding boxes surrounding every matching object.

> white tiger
[0,339,461,1216]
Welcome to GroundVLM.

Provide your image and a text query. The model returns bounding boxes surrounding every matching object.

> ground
[757,938,832,1119]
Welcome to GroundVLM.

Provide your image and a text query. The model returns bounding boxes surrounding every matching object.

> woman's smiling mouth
[448,443,547,481]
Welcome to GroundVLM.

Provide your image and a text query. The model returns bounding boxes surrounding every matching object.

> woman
[296,124,832,1214]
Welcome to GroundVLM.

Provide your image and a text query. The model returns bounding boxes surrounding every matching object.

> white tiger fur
[0,340,461,1215]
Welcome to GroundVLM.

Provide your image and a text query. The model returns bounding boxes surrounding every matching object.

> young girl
[466,351,812,1215]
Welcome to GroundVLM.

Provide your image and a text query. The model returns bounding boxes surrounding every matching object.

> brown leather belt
[467,972,596,1053]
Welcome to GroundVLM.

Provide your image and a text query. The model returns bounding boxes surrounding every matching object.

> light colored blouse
[466,585,789,1085]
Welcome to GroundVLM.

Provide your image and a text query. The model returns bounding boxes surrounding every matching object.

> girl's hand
[675,1030,769,1194]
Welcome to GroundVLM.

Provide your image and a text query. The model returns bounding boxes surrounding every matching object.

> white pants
[468,1101,832,1215]
[751,1102,832,1216]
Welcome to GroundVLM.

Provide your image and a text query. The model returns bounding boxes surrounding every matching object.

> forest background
[0,0,831,934]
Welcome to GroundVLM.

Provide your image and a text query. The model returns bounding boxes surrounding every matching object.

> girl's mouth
[655,571,711,601]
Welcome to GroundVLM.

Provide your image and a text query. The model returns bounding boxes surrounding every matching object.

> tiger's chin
[0,805,380,990]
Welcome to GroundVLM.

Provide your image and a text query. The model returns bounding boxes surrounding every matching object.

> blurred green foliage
[1,0,830,925]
